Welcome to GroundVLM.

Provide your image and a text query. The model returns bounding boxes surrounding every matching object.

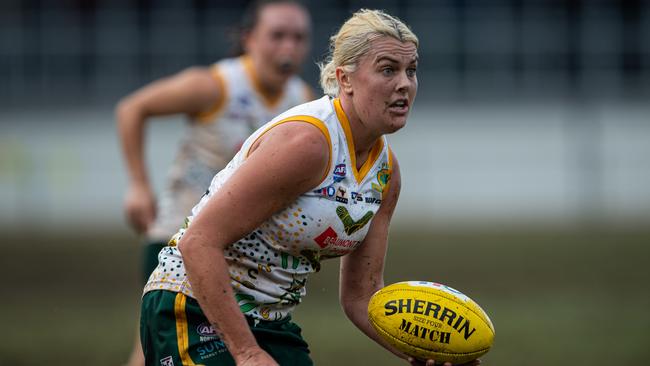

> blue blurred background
[1,1,649,365]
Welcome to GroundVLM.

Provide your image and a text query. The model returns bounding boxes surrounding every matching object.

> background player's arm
[115,67,222,233]
[178,122,329,365]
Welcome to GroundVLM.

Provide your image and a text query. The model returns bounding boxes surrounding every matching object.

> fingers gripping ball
[368,281,495,364]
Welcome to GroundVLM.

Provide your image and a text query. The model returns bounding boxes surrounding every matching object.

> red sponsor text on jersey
[314,227,359,249]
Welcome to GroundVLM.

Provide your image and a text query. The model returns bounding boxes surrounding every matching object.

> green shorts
[142,241,167,284]
[140,290,313,366]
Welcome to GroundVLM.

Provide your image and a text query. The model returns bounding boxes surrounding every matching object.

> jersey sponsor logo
[160,356,174,366]
[335,186,348,204]
[227,95,253,120]
[351,191,364,203]
[197,339,228,359]
[313,185,336,198]
[365,196,382,204]
[336,206,374,235]
[352,191,381,204]
[196,322,217,337]
[372,162,392,194]
[237,95,251,107]
[333,163,346,182]
[314,226,359,249]
[312,185,381,205]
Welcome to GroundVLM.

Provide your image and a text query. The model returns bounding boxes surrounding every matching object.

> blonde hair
[319,9,419,97]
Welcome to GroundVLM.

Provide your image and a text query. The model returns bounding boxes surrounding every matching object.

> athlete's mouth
[388,98,409,114]
[277,60,295,75]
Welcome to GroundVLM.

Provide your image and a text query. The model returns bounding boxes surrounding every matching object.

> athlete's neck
[338,96,382,169]
[248,56,286,96]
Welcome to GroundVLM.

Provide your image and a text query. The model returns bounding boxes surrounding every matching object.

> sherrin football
[368,281,495,364]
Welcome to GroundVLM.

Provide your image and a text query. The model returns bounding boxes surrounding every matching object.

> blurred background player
[116,1,312,365]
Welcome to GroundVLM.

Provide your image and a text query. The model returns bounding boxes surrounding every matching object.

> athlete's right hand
[124,183,156,234]
[235,347,279,366]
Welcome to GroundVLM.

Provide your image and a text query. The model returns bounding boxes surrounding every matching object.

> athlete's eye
[406,67,417,77]
[270,31,285,41]
[382,67,394,76]
[292,32,306,43]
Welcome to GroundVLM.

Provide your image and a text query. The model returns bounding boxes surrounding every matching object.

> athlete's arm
[338,152,408,356]
[115,67,222,233]
[338,156,477,366]
[178,122,329,365]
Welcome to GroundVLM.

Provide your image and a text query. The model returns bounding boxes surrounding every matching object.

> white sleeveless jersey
[148,56,312,241]
[144,96,394,321]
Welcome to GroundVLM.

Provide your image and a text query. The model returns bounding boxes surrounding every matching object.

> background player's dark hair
[229,0,306,56]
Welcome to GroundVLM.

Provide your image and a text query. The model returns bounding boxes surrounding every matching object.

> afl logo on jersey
[196,322,218,337]
[333,164,346,182]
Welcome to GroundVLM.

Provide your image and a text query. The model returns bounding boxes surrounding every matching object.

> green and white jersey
[148,56,313,242]
[144,96,394,321]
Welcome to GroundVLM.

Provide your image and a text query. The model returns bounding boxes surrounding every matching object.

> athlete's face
[345,37,418,134]
[245,3,311,87]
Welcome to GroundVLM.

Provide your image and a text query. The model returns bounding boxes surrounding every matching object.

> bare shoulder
[173,66,220,94]
[251,121,330,162]
[116,65,222,116]
[248,121,331,187]
[281,121,330,159]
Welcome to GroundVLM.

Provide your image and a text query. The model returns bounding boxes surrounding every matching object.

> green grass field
[2,227,649,365]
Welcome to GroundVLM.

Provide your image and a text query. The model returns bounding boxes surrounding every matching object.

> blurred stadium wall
[1,0,649,232]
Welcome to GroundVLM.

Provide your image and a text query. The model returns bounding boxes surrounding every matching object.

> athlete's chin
[276,74,296,89]
[273,61,298,79]
[268,71,289,85]
[385,116,408,133]
[383,123,405,135]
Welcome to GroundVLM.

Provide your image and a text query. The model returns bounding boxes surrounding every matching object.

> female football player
[140,8,478,366]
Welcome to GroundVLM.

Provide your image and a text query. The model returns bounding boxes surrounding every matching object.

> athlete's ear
[336,67,353,95]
